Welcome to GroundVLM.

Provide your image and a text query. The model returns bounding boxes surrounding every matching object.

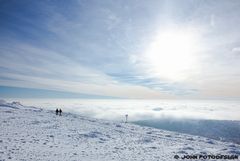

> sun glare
[143,28,200,81]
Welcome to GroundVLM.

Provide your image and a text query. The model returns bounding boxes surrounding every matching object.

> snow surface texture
[0,101,240,161]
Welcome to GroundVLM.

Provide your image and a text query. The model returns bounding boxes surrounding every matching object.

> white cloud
[232,47,240,52]
[0,42,173,99]
[210,14,215,27]
[1,0,240,99]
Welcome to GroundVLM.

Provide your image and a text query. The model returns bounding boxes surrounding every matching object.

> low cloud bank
[3,99,240,122]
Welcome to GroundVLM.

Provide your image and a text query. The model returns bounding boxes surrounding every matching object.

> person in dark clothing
[56,108,59,115]
[59,109,62,116]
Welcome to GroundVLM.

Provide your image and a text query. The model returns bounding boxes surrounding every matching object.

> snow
[0,100,240,161]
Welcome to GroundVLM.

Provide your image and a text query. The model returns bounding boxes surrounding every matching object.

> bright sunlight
[143,28,201,82]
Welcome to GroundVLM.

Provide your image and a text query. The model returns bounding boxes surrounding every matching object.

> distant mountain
[134,118,240,144]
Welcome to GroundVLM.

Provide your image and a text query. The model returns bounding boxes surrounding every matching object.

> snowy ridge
[0,100,23,109]
[0,101,240,161]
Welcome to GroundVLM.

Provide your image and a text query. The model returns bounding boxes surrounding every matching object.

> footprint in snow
[99,138,107,141]
[200,151,207,155]
[206,140,215,144]
[115,130,124,133]
[182,147,194,151]
[146,131,152,134]
[178,150,188,154]
[83,131,102,138]
[228,150,240,155]
[139,138,152,143]
[31,120,41,125]
[4,111,12,113]
[228,144,237,148]
[149,146,157,149]
[48,135,54,138]
[186,137,194,141]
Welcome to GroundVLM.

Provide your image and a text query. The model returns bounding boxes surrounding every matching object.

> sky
[0,0,240,99]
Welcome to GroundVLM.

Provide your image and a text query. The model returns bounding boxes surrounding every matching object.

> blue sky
[0,0,240,99]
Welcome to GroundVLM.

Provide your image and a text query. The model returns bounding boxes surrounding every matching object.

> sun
[142,28,200,81]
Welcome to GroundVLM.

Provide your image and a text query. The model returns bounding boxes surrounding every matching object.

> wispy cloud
[0,0,240,99]
[232,47,240,53]
[0,42,173,98]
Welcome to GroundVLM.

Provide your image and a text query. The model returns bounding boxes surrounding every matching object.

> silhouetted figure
[59,109,62,116]
[56,108,59,115]
[125,114,128,123]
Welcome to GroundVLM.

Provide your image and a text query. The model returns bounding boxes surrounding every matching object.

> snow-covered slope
[1,101,240,161]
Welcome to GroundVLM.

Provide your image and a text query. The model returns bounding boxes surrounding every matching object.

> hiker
[59,109,62,116]
[56,108,59,115]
